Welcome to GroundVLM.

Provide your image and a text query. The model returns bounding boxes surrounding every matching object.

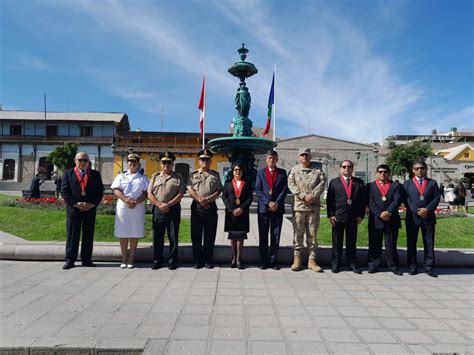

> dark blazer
[255,167,288,214]
[367,180,403,229]
[222,179,253,232]
[403,177,440,226]
[327,176,366,223]
[61,168,104,209]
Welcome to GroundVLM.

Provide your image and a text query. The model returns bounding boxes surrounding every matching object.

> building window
[464,153,470,158]
[131,136,143,144]
[175,163,190,184]
[46,125,58,136]
[80,126,93,137]
[2,159,15,180]
[10,125,22,135]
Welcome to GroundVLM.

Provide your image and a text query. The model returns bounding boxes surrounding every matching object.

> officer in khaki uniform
[187,149,222,269]
[288,148,326,272]
[147,151,185,270]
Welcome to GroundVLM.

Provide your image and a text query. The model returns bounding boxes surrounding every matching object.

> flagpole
[272,64,276,141]
[203,68,207,149]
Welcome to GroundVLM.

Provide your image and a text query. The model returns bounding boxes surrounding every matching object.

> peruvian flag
[263,70,275,136]
[198,74,206,138]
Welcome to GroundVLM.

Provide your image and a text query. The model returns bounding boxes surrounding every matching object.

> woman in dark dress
[222,164,253,269]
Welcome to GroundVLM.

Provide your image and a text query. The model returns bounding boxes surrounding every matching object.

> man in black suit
[61,152,104,269]
[255,150,288,270]
[367,164,403,275]
[404,160,441,277]
[327,160,366,273]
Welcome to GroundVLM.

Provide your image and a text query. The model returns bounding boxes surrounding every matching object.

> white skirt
[114,200,146,238]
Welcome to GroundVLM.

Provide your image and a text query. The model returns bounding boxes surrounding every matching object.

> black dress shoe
[62,262,75,270]
[82,262,96,267]
[408,269,418,275]
[230,259,237,268]
[331,267,340,273]
[237,261,244,270]
[368,269,378,274]
[392,269,403,276]
[259,263,268,270]
[349,265,362,274]
[151,262,161,270]
[426,270,438,278]
[205,263,214,269]
[168,263,177,270]
[194,263,204,269]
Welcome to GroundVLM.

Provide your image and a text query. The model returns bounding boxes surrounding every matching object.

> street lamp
[355,147,379,183]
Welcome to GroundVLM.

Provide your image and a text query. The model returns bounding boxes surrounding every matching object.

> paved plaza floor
[1,260,473,354]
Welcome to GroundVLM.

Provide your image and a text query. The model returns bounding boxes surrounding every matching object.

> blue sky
[1,0,472,143]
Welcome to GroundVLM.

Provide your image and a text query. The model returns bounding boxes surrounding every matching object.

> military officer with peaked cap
[187,149,223,269]
[148,151,186,270]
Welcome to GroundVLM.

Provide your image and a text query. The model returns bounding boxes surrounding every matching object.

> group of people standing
[60,149,441,277]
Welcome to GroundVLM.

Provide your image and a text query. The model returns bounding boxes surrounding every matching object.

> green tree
[47,143,78,173]
[385,140,432,181]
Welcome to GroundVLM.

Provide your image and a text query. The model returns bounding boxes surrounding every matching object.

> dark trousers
[258,213,283,264]
[191,202,218,264]
[368,224,399,271]
[65,207,97,263]
[407,222,435,271]
[153,204,181,264]
[331,220,358,267]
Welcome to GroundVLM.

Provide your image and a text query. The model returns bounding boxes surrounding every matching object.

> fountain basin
[209,136,276,155]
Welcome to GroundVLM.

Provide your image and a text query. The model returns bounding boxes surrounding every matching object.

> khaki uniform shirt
[150,171,185,203]
[288,164,326,211]
[187,169,222,199]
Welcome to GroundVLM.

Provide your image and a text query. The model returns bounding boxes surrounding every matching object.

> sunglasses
[377,170,388,174]
[162,161,173,165]
[341,165,353,169]
[200,158,211,162]
[414,167,425,171]
[77,159,89,163]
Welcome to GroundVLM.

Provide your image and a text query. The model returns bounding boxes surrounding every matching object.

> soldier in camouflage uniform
[287,148,326,272]
[187,149,222,269]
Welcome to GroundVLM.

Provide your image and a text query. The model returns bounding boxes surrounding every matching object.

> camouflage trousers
[292,210,320,259]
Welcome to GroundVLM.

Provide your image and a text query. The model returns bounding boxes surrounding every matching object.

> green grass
[0,194,20,201]
[0,205,191,243]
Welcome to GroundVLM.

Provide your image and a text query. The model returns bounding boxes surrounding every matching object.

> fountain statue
[209,44,276,183]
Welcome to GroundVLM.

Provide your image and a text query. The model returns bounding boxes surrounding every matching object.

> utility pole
[160,106,165,129]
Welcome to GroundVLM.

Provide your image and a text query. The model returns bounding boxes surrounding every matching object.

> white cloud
[15,53,52,71]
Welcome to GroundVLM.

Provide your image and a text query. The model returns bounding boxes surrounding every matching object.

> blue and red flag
[264,71,274,135]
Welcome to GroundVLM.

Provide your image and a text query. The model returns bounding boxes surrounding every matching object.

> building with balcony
[112,131,232,183]
[0,110,129,184]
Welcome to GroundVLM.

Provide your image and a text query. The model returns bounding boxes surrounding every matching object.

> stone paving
[1,260,473,354]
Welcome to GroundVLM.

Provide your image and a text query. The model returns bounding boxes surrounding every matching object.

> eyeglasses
[162,161,173,165]
[377,170,388,174]
[77,159,89,163]
[341,165,353,169]
[413,167,425,171]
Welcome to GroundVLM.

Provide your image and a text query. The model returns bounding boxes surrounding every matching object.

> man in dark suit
[367,164,403,275]
[404,160,441,277]
[327,160,366,273]
[255,150,288,270]
[61,152,104,269]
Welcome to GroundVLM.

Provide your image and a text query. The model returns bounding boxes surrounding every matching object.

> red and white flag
[198,74,206,148]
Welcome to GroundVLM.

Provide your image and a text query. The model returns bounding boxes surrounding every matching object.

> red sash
[412,176,427,197]
[74,167,90,194]
[232,178,245,201]
[375,180,391,199]
[265,167,278,193]
[340,175,353,199]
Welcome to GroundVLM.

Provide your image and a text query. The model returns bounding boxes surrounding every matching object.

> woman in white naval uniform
[111,154,149,268]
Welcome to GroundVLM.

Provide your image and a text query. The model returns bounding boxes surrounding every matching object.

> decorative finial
[238,43,249,61]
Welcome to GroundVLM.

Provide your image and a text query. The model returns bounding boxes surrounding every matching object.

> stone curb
[1,241,473,267]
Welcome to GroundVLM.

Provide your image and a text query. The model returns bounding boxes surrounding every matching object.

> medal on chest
[232,178,245,206]
[340,176,353,206]
[74,167,90,197]
[265,167,278,196]
[376,180,391,202]
[413,177,427,201]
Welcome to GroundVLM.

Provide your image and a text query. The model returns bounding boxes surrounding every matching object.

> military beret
[159,151,176,162]
[198,149,213,159]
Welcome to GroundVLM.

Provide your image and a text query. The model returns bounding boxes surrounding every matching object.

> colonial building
[275,134,380,185]
[0,110,129,185]
[113,131,232,183]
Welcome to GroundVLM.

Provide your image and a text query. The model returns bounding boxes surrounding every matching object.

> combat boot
[308,258,322,272]
[290,255,302,271]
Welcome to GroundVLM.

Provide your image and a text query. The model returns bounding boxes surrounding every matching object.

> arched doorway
[38,157,54,180]
[175,163,190,184]
[2,159,15,180]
